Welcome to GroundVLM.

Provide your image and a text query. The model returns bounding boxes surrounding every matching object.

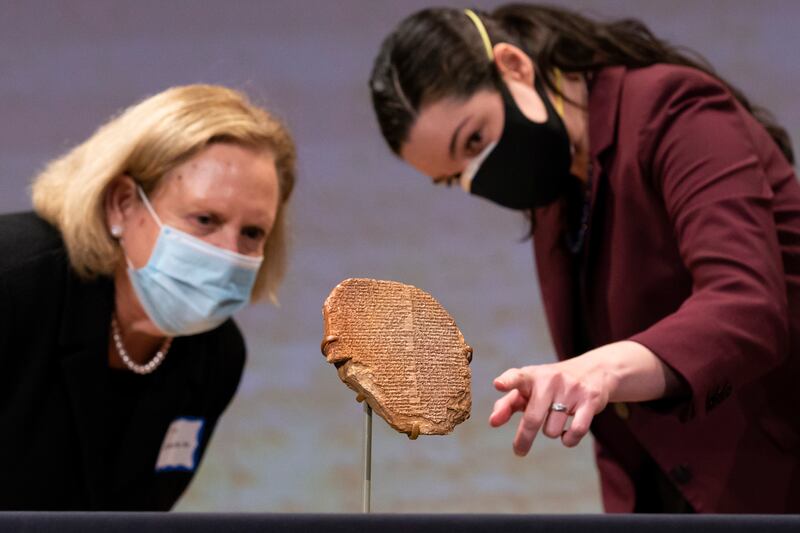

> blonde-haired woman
[0,84,295,510]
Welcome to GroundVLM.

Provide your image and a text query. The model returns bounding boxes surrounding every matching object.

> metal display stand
[362,403,372,513]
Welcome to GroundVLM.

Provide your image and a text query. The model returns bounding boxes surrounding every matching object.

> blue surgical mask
[125,187,263,337]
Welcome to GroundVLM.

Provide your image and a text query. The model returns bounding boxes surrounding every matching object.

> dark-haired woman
[369,5,800,513]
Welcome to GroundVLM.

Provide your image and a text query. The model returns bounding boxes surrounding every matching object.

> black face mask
[461,78,572,211]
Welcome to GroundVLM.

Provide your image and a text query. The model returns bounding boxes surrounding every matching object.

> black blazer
[0,212,246,510]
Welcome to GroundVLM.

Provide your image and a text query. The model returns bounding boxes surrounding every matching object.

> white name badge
[155,417,205,472]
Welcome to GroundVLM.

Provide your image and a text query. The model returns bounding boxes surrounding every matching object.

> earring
[110,225,123,238]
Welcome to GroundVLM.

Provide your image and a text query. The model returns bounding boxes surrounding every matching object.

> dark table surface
[1,513,800,533]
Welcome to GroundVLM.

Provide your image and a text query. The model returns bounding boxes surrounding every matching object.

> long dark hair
[369,4,794,165]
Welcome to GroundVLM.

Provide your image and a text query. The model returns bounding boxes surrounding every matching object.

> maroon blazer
[533,65,800,512]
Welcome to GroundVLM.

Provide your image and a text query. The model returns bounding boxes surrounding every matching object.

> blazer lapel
[583,66,625,262]
[586,67,626,213]
[577,67,627,342]
[533,200,577,359]
[533,67,627,359]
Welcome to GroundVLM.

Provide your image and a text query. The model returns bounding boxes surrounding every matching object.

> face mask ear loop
[136,185,164,229]
[122,185,163,271]
[118,231,135,271]
[122,250,136,270]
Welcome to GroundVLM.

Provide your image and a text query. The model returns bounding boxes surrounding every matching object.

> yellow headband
[464,9,494,61]
[552,69,565,117]
[463,8,565,118]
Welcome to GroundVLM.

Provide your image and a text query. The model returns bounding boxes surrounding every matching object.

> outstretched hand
[489,340,680,456]
[489,359,611,456]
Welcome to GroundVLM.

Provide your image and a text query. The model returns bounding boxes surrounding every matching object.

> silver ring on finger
[550,402,569,413]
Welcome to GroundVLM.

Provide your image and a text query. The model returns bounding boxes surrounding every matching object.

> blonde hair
[31,84,296,303]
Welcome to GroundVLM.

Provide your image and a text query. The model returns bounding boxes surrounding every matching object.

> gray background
[1,0,797,513]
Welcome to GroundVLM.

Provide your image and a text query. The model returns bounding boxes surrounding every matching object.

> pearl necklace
[111,314,172,375]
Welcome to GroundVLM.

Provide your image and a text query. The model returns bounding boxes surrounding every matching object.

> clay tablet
[321,278,472,439]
